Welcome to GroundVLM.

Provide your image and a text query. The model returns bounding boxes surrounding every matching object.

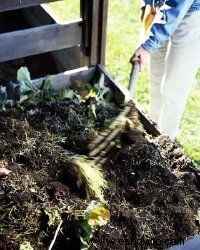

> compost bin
[0,1,200,250]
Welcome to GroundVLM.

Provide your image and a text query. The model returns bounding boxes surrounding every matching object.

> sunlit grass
[47,0,199,165]
[45,0,80,22]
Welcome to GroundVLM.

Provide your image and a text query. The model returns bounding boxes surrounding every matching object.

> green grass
[46,0,200,165]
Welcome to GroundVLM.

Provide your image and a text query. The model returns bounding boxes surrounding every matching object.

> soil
[0,93,200,249]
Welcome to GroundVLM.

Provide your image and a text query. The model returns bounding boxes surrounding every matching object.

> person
[130,0,200,140]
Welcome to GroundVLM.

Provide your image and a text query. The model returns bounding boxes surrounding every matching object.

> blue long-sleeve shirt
[140,0,200,52]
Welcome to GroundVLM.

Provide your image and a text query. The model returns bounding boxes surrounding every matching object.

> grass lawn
[46,0,200,165]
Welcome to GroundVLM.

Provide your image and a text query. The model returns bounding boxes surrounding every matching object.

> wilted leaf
[77,82,92,100]
[0,168,12,177]
[44,209,61,227]
[85,201,110,227]
[86,207,110,227]
[19,94,28,103]
[19,241,33,250]
[195,209,200,224]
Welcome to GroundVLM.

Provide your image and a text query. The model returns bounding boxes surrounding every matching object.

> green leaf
[80,236,90,250]
[115,138,122,148]
[42,75,52,91]
[98,87,110,100]
[17,67,38,94]
[90,104,97,119]
[20,81,34,94]
[17,67,31,84]
[94,83,100,92]
[59,88,74,100]
[0,100,8,111]
[79,220,93,235]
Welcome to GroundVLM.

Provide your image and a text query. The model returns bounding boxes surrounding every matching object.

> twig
[48,220,63,250]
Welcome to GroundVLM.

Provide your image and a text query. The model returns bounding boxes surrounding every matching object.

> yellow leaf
[86,207,110,227]
[44,209,61,227]
[20,241,33,250]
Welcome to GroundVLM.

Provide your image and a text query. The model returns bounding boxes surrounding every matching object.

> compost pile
[0,68,200,250]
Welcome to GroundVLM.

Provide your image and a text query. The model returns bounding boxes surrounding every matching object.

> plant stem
[48,220,63,250]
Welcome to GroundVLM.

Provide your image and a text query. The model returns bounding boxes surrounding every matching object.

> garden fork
[88,104,131,165]
[88,63,140,166]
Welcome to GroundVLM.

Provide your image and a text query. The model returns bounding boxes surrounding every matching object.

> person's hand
[130,46,150,71]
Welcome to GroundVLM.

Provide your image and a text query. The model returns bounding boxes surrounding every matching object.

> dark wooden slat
[80,0,108,66]
[99,0,108,66]
[0,19,82,63]
[91,0,108,66]
[21,6,83,70]
[32,66,96,90]
[80,0,91,66]
[0,0,60,13]
[21,5,56,26]
[90,0,100,65]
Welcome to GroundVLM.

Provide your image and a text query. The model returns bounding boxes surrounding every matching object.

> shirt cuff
[141,39,159,53]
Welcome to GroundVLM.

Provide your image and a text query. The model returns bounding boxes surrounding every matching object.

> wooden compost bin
[0,0,160,137]
[1,2,200,249]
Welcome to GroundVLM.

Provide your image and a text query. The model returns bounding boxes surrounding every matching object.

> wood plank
[80,0,91,66]
[0,0,60,13]
[90,0,100,65]
[80,0,108,66]
[32,66,96,90]
[21,5,83,70]
[0,19,82,63]
[99,0,108,66]
[52,46,82,71]
[21,5,56,26]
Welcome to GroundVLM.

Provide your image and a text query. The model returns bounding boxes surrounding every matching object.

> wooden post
[80,0,108,66]
[99,0,108,66]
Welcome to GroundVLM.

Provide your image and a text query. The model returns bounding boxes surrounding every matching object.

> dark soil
[93,134,200,249]
[0,95,199,250]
